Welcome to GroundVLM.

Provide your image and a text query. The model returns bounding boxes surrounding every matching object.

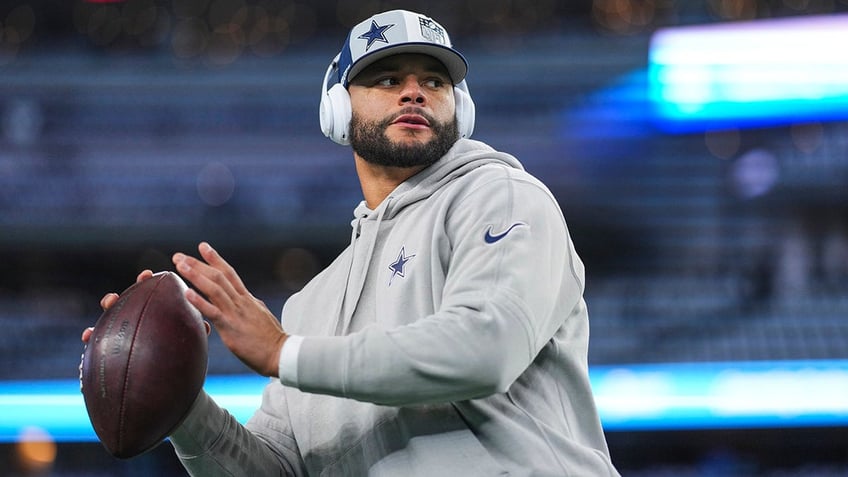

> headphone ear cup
[320,83,352,145]
[454,82,476,139]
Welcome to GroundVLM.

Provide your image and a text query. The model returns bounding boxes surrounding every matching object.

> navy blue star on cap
[358,20,394,50]
[388,246,415,286]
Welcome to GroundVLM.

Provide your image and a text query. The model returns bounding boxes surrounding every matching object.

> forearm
[170,391,294,476]
[294,289,537,406]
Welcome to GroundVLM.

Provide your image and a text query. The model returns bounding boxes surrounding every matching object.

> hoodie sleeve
[170,389,305,476]
[293,167,585,405]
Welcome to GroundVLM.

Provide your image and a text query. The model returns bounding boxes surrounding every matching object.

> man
[90,9,619,476]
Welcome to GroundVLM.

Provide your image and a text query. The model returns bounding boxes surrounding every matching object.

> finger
[183,287,223,322]
[100,293,119,310]
[100,271,152,312]
[197,242,249,295]
[81,327,94,343]
[203,320,212,336]
[173,252,239,312]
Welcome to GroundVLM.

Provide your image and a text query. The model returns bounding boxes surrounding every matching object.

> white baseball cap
[336,10,468,87]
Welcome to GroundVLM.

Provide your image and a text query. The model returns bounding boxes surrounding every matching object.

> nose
[399,76,425,105]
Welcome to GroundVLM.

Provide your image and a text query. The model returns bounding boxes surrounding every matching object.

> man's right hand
[81,269,154,345]
[80,269,154,390]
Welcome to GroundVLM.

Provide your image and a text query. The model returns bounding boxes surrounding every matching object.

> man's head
[319,10,475,152]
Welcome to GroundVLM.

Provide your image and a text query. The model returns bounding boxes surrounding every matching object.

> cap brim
[343,43,468,87]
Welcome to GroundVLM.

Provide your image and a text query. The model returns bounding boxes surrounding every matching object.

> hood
[352,138,525,223]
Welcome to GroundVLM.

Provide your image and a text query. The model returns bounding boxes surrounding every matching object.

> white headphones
[319,54,476,146]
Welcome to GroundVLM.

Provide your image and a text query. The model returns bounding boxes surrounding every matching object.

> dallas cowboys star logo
[358,20,394,50]
[388,246,415,286]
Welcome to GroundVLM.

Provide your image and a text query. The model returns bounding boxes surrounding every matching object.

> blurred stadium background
[1,0,847,475]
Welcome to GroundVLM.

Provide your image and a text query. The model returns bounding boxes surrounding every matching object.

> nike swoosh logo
[484,222,526,244]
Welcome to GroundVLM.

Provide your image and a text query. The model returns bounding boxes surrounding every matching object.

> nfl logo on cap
[418,17,446,44]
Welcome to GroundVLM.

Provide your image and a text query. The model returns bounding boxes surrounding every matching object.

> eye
[376,77,399,87]
[423,78,447,89]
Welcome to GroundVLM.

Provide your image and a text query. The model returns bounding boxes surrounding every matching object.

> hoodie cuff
[279,334,303,387]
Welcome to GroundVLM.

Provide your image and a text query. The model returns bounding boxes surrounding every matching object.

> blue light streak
[2,360,847,442]
[649,14,848,132]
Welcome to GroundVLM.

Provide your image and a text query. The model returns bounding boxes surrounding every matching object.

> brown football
[81,271,208,459]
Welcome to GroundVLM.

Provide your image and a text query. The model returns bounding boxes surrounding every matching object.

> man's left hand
[173,242,287,378]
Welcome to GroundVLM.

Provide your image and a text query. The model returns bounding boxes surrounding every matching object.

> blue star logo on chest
[388,246,415,286]
[358,20,394,50]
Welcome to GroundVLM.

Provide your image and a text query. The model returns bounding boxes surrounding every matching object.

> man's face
[347,53,459,168]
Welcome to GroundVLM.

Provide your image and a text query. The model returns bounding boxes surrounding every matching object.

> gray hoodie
[170,139,619,476]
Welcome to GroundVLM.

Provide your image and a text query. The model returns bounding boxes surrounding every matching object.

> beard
[349,108,459,168]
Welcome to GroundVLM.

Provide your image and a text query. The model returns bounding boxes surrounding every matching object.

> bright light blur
[2,361,848,443]
[15,426,57,474]
[592,360,848,430]
[650,14,848,131]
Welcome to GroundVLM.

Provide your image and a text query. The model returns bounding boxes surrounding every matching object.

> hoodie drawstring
[335,201,389,335]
